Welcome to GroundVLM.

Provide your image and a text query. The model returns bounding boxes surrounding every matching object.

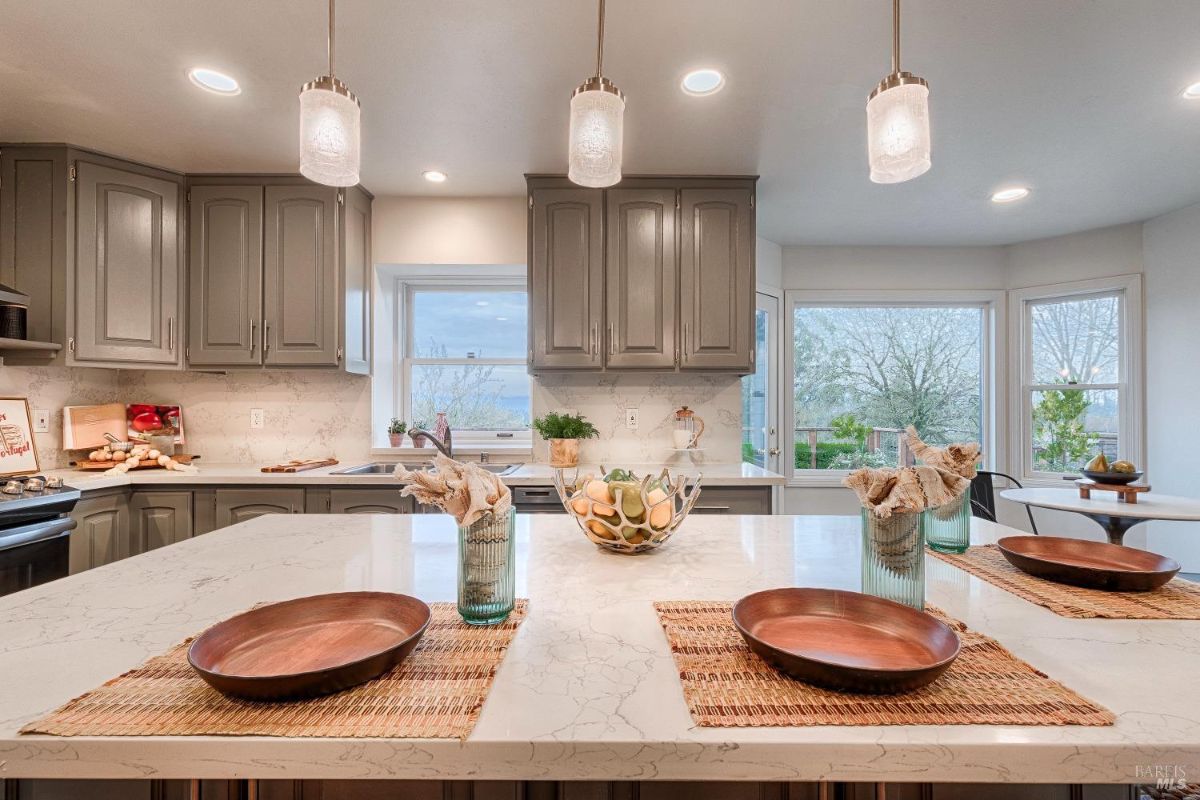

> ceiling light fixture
[681,68,725,96]
[188,68,240,95]
[567,0,625,188]
[1183,81,1200,99]
[866,0,931,184]
[299,0,361,187]
[422,170,448,183]
[990,186,1031,204]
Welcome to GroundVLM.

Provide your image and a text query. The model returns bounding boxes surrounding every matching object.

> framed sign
[0,397,40,477]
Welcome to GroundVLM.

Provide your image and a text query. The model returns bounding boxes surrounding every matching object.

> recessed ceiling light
[422,170,448,183]
[188,68,240,95]
[475,301,489,307]
[990,186,1031,204]
[496,316,508,322]
[1183,81,1200,99]
[681,69,725,96]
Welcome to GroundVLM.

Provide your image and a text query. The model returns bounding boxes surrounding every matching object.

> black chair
[970,470,1039,534]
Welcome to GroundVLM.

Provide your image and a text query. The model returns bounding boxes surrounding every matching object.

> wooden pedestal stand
[1075,478,1150,504]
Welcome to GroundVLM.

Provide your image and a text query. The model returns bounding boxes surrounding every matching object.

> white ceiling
[1,0,1198,246]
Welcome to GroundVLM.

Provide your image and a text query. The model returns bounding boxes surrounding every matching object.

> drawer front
[689,486,772,515]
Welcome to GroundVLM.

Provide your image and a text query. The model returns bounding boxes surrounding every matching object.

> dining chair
[970,470,1039,534]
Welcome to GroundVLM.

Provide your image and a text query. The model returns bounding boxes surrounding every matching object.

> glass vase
[926,493,971,554]
[457,507,516,625]
[861,508,925,610]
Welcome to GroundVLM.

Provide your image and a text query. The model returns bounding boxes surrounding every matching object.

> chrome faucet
[409,427,453,459]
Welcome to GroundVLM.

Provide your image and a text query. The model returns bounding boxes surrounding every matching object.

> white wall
[1143,201,1200,568]
[783,245,1007,290]
[373,196,527,265]
[1005,223,1143,289]
[756,236,783,289]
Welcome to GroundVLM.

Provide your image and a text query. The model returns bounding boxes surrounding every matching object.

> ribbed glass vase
[860,508,926,610]
[457,507,516,626]
[926,493,971,554]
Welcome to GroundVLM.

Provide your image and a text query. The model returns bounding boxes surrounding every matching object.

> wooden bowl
[997,536,1180,592]
[188,592,431,700]
[1081,469,1144,485]
[732,588,961,694]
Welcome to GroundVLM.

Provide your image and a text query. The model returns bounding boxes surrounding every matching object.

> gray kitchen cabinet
[187,185,264,366]
[689,486,772,515]
[263,184,340,367]
[605,187,677,369]
[528,185,604,369]
[214,488,306,528]
[679,186,754,371]
[129,491,193,554]
[341,185,373,374]
[68,490,131,573]
[328,488,413,514]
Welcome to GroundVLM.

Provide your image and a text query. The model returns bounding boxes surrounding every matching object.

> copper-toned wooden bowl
[187,592,431,701]
[997,536,1180,592]
[732,588,960,694]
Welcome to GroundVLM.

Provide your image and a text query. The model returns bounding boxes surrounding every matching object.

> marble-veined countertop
[0,514,1195,782]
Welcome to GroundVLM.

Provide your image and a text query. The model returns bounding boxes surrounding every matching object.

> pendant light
[866,0,931,184]
[299,0,361,187]
[568,0,625,188]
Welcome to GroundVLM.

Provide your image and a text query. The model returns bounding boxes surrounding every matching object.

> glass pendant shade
[866,80,931,184]
[299,80,361,187]
[568,84,625,188]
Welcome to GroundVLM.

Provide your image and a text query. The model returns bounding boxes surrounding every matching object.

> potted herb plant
[409,421,428,448]
[532,412,599,468]
[388,418,408,448]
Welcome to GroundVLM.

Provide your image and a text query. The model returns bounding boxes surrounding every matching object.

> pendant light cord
[891,0,900,75]
[328,0,336,78]
[595,0,606,78]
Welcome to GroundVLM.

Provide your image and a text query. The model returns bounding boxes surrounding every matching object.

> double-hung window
[396,278,532,445]
[1012,275,1142,480]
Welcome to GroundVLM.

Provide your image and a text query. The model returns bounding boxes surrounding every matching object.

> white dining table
[1000,486,1200,545]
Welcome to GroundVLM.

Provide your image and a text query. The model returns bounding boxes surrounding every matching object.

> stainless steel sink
[333,462,521,476]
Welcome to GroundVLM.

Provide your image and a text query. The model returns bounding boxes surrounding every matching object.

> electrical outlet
[32,409,50,433]
[625,407,639,430]
[249,408,265,429]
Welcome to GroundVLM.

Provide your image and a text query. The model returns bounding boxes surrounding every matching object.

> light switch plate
[32,409,50,433]
[625,408,639,430]
[249,408,265,429]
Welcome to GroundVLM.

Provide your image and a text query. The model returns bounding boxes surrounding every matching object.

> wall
[0,366,118,469]
[373,197,526,265]
[1005,222,1143,289]
[1143,201,1200,569]
[783,245,1008,291]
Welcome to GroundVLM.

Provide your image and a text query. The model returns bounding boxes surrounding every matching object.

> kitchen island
[0,514,1195,794]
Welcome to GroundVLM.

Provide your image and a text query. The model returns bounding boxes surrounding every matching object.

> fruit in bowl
[1082,453,1144,485]
[553,466,701,553]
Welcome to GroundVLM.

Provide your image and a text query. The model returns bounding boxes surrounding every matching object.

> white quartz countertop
[43,460,784,491]
[2,514,1196,783]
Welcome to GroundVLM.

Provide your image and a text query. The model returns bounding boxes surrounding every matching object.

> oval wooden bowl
[188,592,431,701]
[732,588,961,694]
[997,535,1180,592]
[552,468,702,554]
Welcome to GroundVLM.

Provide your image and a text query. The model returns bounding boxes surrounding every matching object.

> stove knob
[45,476,64,489]
[24,477,46,492]
[2,480,25,495]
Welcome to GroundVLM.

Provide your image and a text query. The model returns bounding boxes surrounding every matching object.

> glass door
[741,292,780,472]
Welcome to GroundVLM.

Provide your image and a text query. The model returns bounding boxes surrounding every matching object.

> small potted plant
[409,420,428,448]
[387,418,407,448]
[532,412,599,468]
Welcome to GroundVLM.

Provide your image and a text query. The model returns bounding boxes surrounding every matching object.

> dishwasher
[510,486,566,514]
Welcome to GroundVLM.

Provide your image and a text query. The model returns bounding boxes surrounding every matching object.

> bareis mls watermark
[1136,764,1190,792]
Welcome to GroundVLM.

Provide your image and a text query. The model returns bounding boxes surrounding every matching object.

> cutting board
[261,458,339,473]
[74,454,198,471]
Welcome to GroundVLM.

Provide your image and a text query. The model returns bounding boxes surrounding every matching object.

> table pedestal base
[1084,513,1142,546]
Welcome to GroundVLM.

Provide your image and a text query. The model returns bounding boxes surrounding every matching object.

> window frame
[1008,274,1143,485]
[784,289,1005,488]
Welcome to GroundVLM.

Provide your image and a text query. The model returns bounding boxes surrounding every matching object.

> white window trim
[1007,274,1143,487]
[372,264,531,451]
[784,289,1006,488]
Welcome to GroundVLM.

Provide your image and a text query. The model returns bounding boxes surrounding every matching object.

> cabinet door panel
[74,161,180,365]
[529,188,603,369]
[69,493,130,572]
[329,489,413,514]
[679,188,754,371]
[606,188,677,368]
[188,185,263,366]
[342,187,372,374]
[263,186,339,366]
[130,491,193,554]
[0,148,66,345]
[214,488,305,529]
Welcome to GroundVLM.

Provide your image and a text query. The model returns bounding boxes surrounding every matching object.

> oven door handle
[0,516,77,552]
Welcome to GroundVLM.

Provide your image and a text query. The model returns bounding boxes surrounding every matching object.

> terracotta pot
[549,438,580,468]
[388,433,404,447]
[410,432,428,448]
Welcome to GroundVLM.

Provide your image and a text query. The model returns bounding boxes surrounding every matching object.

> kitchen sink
[333,462,522,476]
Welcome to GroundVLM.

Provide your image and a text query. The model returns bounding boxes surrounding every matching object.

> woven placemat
[22,600,526,739]
[930,544,1200,619]
[654,601,1113,727]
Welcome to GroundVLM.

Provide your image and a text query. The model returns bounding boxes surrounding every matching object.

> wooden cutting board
[261,458,339,473]
[74,454,198,471]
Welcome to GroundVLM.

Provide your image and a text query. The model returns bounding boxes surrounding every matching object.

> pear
[1111,460,1137,474]
[1085,453,1109,472]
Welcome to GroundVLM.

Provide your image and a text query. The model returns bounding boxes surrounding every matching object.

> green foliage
[1033,386,1097,472]
[742,441,758,463]
[828,449,892,470]
[532,411,599,440]
[388,418,407,435]
[830,413,872,448]
[795,441,866,469]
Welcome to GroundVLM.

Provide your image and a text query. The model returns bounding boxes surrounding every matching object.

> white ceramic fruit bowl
[552,467,703,554]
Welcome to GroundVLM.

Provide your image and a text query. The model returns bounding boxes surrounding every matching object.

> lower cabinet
[328,488,414,514]
[129,491,193,554]
[68,490,131,573]
[690,486,773,514]
[213,488,306,528]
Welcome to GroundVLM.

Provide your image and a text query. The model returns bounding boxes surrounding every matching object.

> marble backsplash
[0,366,120,469]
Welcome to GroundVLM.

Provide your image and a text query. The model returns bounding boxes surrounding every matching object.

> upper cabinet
[185,177,372,371]
[0,145,185,368]
[527,175,756,375]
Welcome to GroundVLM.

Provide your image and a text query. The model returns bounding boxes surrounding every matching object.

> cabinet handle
[590,324,598,361]
[694,505,732,512]
[249,320,257,354]
[263,322,271,354]
[608,323,615,356]
[683,323,690,362]
[168,317,175,352]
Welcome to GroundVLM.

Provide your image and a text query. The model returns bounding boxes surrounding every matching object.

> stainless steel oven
[0,477,80,597]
